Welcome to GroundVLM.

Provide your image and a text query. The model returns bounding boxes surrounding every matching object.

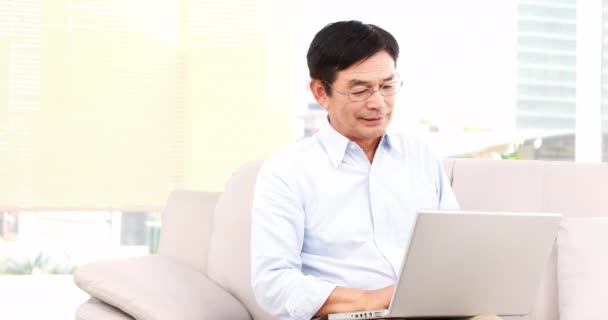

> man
[251,21,500,320]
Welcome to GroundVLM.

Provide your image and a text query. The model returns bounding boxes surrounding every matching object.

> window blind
[181,0,297,191]
[0,0,298,210]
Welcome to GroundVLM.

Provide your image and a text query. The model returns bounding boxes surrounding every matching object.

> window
[0,0,298,276]
[298,0,605,163]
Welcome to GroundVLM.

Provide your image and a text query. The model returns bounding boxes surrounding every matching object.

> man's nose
[366,90,386,109]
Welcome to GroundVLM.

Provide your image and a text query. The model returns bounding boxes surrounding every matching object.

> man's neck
[355,138,381,164]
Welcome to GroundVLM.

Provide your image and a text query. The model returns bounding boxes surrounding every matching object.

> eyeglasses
[324,78,403,102]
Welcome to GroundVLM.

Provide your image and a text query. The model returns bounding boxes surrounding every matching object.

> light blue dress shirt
[251,120,459,320]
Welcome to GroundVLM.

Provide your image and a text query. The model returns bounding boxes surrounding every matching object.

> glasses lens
[345,80,403,102]
[380,81,402,96]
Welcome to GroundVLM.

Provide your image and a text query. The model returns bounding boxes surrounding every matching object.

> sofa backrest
[449,159,608,217]
[206,160,272,320]
[158,189,221,274]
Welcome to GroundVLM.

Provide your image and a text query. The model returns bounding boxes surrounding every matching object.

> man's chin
[363,127,388,139]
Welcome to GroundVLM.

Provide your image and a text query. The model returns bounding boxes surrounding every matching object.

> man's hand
[314,285,395,317]
[361,285,394,310]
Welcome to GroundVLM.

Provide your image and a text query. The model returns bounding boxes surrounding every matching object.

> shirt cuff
[285,276,336,320]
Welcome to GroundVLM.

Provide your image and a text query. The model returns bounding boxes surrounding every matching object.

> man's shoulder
[387,131,438,156]
[261,136,323,173]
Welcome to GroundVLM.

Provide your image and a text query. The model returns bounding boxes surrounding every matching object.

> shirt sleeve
[250,158,336,320]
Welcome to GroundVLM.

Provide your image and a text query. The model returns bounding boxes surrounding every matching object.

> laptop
[324,209,562,320]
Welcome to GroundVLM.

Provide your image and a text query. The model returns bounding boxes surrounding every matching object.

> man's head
[307,21,401,149]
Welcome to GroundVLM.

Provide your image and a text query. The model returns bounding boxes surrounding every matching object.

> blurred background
[0,0,607,318]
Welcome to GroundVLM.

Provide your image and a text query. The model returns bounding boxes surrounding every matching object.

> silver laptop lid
[388,210,562,318]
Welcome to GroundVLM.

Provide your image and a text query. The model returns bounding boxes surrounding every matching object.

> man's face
[315,50,397,147]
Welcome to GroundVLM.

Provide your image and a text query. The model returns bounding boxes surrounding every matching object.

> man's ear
[310,79,329,110]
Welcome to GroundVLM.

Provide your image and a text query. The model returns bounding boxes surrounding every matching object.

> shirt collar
[317,118,350,167]
[317,118,402,167]
[383,128,402,154]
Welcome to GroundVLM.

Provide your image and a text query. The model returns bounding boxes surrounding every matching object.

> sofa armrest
[74,255,251,320]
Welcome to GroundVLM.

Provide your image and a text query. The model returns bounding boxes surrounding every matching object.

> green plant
[0,252,76,275]
[500,151,519,160]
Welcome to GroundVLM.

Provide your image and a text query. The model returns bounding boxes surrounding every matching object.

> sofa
[73,159,608,320]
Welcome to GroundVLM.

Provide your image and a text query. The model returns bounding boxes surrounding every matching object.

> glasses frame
[324,76,403,102]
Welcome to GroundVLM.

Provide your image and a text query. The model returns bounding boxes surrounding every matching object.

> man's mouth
[361,116,383,122]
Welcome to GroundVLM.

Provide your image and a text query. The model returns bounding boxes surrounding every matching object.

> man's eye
[350,88,369,96]
[382,84,394,89]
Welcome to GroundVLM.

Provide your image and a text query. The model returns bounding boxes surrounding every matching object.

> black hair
[306,20,399,95]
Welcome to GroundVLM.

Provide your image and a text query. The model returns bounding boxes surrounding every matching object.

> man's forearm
[314,287,365,316]
[314,285,394,316]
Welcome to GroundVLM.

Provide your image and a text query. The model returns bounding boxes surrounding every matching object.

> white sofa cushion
[157,190,221,274]
[207,160,274,320]
[74,255,251,320]
[557,217,608,320]
[543,162,608,217]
